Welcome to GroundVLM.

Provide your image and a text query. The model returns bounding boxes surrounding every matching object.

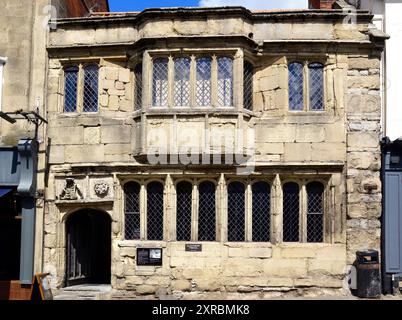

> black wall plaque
[185,244,202,252]
[137,248,163,266]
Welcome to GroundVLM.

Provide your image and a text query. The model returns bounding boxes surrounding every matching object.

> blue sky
[109,0,308,12]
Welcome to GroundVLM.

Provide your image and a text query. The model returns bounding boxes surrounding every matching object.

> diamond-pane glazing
[307,182,324,243]
[64,67,78,113]
[196,57,212,107]
[228,182,245,242]
[152,58,168,107]
[174,58,191,107]
[147,182,164,241]
[309,63,324,111]
[134,63,142,111]
[283,182,300,242]
[198,181,216,241]
[176,181,192,241]
[252,182,270,242]
[218,57,233,107]
[83,65,99,112]
[288,62,304,111]
[124,182,141,240]
[243,61,254,111]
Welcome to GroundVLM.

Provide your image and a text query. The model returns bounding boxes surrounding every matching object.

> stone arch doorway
[65,209,111,287]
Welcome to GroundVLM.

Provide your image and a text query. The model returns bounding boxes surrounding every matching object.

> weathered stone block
[84,127,100,145]
[119,69,131,83]
[49,126,83,145]
[349,57,380,70]
[105,67,119,81]
[296,125,325,143]
[101,125,131,144]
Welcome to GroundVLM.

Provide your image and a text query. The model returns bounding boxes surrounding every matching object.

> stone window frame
[225,177,274,243]
[280,178,328,243]
[172,178,219,242]
[142,49,249,113]
[0,57,6,112]
[287,58,327,113]
[120,178,167,241]
[119,175,331,245]
[61,61,100,114]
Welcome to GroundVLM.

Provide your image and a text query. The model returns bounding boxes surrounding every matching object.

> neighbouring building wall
[43,8,385,298]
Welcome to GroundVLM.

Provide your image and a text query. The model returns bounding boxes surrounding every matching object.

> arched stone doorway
[65,209,111,287]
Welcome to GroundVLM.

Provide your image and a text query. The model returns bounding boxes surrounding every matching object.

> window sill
[133,108,257,118]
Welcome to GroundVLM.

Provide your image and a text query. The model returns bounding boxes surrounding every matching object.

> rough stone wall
[346,55,382,263]
[47,59,135,164]
[112,242,346,299]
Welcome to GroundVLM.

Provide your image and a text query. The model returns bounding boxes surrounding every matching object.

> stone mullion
[77,63,84,112]
[218,174,226,242]
[171,181,178,241]
[234,49,244,111]
[168,56,174,109]
[140,181,147,240]
[192,181,199,242]
[115,178,123,240]
[327,180,336,244]
[211,55,218,108]
[300,183,308,243]
[271,174,282,244]
[246,180,252,242]
[142,51,151,111]
[165,175,173,241]
[190,55,196,109]
[303,61,309,111]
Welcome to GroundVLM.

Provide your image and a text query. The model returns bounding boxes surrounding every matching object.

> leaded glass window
[64,67,78,113]
[217,57,233,107]
[283,182,300,242]
[134,63,142,111]
[198,181,216,241]
[252,182,270,242]
[152,58,168,107]
[124,182,141,240]
[174,57,191,107]
[288,62,304,111]
[228,182,245,242]
[147,182,164,241]
[196,57,212,107]
[243,61,254,111]
[83,65,99,112]
[307,182,324,243]
[176,181,192,241]
[309,63,324,111]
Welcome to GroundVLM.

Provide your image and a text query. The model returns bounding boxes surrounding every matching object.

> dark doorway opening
[66,209,111,287]
[0,189,21,282]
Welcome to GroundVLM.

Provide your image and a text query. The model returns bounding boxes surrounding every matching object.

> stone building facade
[43,5,386,299]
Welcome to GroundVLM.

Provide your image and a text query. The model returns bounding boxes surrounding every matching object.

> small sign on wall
[137,248,163,266]
[185,244,202,252]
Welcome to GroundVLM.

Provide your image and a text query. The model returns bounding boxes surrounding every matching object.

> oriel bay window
[150,54,252,109]
[63,64,99,113]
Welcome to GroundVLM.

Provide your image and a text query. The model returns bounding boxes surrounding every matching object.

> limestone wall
[43,8,384,299]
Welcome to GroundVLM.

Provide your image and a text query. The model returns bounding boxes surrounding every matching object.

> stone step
[54,285,112,300]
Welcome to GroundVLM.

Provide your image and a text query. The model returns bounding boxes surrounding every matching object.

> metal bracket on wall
[0,109,48,141]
